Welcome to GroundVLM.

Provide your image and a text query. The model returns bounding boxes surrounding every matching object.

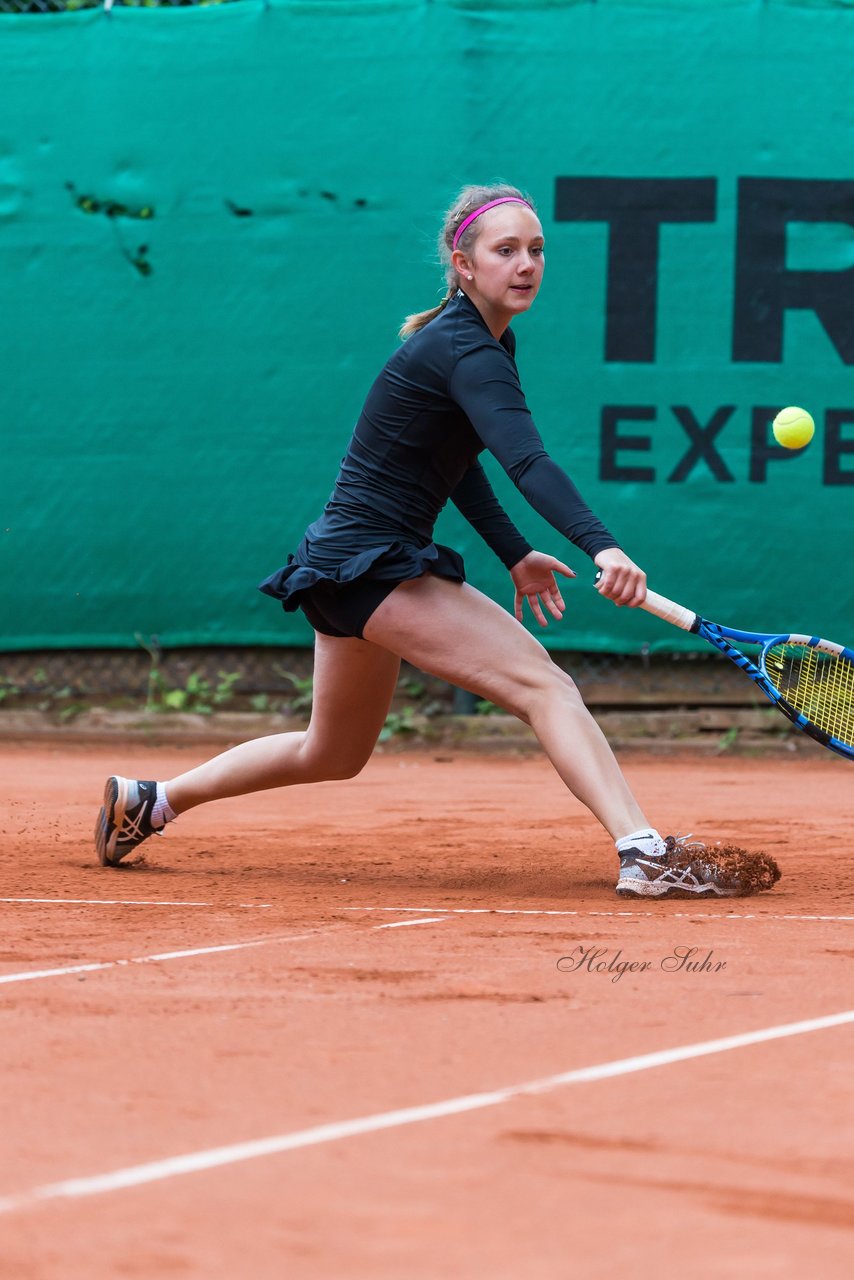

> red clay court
[0,739,852,1278]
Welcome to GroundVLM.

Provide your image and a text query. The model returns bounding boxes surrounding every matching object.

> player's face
[455,205,545,334]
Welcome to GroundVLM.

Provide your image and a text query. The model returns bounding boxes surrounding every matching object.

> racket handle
[594,571,698,632]
[640,589,697,632]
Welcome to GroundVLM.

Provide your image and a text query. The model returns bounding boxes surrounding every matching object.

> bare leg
[166,634,400,814]
[364,575,648,841]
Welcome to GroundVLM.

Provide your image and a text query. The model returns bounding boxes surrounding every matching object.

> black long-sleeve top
[260,291,618,607]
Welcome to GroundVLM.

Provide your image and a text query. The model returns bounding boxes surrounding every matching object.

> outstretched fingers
[511,552,576,626]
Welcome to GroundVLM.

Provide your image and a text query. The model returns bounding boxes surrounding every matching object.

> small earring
[466,274,473,281]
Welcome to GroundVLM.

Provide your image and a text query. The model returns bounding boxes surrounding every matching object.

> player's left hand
[510,551,575,627]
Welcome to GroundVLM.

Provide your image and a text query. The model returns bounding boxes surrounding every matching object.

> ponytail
[399,288,456,339]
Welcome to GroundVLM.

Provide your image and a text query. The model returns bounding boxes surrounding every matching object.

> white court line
[0,932,323,987]
[0,1008,850,1215]
[343,906,854,923]
[0,912,453,987]
[0,898,271,909]
[374,917,449,930]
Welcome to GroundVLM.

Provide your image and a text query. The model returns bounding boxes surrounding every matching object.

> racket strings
[765,644,854,747]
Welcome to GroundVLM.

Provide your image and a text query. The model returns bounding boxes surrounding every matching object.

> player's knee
[516,657,582,718]
[321,756,369,782]
[554,663,582,699]
[297,739,369,783]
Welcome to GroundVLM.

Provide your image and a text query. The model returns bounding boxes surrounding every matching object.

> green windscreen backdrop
[2,0,852,653]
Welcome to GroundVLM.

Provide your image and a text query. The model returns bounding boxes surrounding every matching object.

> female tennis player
[95,183,779,899]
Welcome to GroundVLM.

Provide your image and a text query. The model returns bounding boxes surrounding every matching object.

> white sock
[615,829,666,860]
[151,782,177,830]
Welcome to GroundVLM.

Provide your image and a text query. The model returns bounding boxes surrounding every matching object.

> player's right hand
[593,547,647,607]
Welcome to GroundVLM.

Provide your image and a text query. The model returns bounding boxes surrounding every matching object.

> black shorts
[298,575,401,640]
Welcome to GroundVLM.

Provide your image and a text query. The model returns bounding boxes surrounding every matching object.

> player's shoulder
[390,293,516,379]
[443,293,516,363]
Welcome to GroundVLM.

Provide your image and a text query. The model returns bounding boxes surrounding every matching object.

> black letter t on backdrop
[555,177,717,362]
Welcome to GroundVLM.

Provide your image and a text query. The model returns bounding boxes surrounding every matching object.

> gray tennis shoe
[616,836,740,899]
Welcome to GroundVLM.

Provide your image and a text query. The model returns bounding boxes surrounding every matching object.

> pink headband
[452,197,532,250]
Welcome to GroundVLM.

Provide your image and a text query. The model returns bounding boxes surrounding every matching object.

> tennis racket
[598,577,854,761]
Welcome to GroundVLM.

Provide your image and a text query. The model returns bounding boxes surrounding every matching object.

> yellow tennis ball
[772,406,815,449]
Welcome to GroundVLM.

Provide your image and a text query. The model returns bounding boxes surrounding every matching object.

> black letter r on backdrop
[733,178,854,364]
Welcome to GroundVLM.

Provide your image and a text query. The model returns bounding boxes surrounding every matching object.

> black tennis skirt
[258,539,466,639]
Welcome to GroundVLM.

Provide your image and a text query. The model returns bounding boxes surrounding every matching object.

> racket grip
[593,571,698,632]
[640,590,697,632]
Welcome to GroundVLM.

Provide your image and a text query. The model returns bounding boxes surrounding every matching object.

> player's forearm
[450,465,533,568]
[515,455,620,559]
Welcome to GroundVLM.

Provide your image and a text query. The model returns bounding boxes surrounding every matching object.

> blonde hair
[400,182,536,339]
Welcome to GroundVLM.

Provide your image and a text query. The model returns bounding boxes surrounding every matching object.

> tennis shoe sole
[616,878,739,899]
